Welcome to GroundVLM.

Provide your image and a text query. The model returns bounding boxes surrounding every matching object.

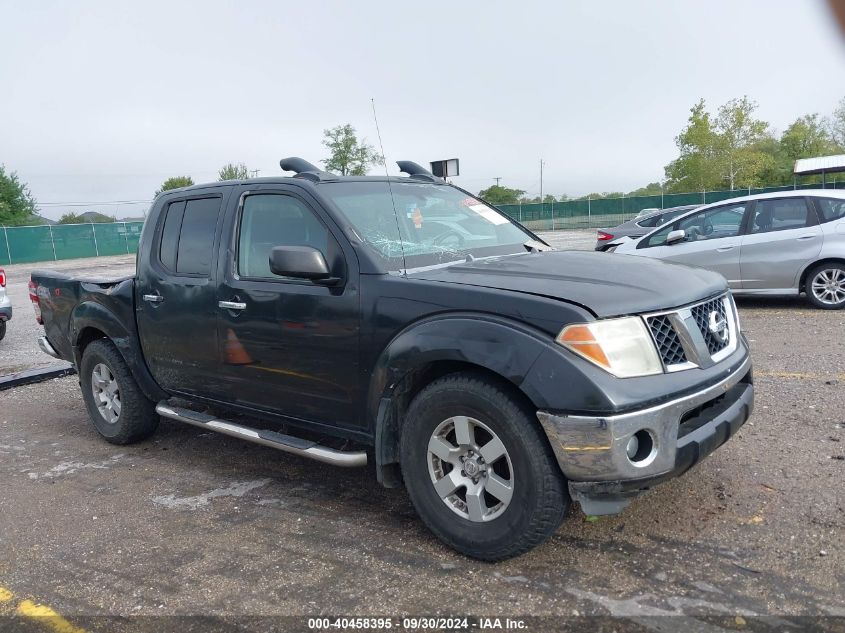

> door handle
[716,246,734,252]
[796,234,816,240]
[218,300,247,311]
[142,293,163,303]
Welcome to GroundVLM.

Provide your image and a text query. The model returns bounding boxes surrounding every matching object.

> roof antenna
[371,98,407,275]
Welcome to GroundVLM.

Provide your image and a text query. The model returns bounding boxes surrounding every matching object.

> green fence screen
[0,222,145,265]
[497,182,845,231]
[2,183,844,265]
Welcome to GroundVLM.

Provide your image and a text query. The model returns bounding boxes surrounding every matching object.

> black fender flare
[367,314,578,486]
[70,301,168,402]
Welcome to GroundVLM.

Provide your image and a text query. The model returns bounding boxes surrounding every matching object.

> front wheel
[80,339,159,444]
[400,372,569,560]
[805,263,845,309]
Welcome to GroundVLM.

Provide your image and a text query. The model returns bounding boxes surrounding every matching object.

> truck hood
[406,251,727,318]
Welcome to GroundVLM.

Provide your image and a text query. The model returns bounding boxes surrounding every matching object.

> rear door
[214,186,361,429]
[136,189,229,396]
[739,197,822,290]
[635,202,750,288]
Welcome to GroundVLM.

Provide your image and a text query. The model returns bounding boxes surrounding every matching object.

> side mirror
[666,229,686,245]
[269,246,339,285]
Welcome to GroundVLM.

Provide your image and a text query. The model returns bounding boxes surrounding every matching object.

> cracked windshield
[322,181,536,270]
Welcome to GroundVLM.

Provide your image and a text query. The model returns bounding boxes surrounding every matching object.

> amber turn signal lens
[558,325,611,368]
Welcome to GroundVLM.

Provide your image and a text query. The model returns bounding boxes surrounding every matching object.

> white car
[0,267,10,341]
[613,190,845,309]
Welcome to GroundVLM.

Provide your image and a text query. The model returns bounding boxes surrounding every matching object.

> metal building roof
[793,154,845,175]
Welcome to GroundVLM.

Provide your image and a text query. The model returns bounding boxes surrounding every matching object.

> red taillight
[597,231,614,241]
[29,279,43,325]
[0,269,5,287]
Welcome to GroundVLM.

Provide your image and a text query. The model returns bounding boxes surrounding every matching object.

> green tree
[155,175,194,196]
[831,97,845,148]
[218,163,251,181]
[477,184,525,205]
[665,97,774,192]
[714,97,773,189]
[627,182,663,196]
[664,99,722,192]
[780,114,839,159]
[0,165,38,226]
[58,212,84,224]
[321,124,383,176]
[59,211,115,224]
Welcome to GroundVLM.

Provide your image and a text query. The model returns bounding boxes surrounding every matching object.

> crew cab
[30,158,754,560]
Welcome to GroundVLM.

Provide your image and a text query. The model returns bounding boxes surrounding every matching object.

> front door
[215,188,361,429]
[136,191,228,396]
[740,197,822,290]
[635,202,750,288]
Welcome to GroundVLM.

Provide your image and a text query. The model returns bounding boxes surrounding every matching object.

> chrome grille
[690,297,730,355]
[648,315,687,366]
[644,293,736,372]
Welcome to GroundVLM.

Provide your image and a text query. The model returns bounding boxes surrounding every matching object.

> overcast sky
[2,0,844,220]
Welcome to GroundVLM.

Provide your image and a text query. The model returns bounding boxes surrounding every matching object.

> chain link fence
[2,181,844,265]
[498,182,845,231]
[0,222,144,265]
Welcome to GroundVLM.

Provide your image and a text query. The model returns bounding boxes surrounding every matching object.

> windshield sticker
[467,203,509,225]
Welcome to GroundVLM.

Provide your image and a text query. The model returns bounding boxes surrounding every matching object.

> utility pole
[539,159,544,203]
[494,177,501,186]
[249,169,261,179]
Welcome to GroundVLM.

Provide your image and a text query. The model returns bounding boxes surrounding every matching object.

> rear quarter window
[815,197,845,223]
[158,196,222,275]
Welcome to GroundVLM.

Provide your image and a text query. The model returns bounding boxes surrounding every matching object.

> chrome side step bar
[155,403,367,467]
[38,336,61,359]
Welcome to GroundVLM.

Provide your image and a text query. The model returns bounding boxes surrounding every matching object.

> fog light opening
[627,430,656,466]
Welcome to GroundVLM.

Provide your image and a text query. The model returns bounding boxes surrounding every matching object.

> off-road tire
[80,339,159,444]
[400,372,569,560]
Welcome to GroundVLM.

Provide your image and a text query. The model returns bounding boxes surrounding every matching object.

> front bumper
[537,355,753,515]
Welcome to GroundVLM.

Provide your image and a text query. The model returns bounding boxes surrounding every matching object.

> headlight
[556,317,662,378]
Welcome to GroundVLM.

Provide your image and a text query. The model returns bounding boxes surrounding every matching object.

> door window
[749,198,815,234]
[238,194,329,279]
[637,208,686,228]
[158,197,222,275]
[641,203,746,247]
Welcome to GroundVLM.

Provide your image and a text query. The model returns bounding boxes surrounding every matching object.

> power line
[37,199,152,207]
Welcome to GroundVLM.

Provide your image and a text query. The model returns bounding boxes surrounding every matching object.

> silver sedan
[613,190,845,309]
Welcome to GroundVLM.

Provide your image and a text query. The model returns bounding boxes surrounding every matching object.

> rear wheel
[805,263,845,309]
[400,372,569,560]
[80,339,159,444]
[0,320,6,341]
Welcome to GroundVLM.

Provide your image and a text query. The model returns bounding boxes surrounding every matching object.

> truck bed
[30,271,137,366]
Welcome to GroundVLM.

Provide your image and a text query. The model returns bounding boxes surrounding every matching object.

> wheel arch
[368,315,558,488]
[799,257,845,291]
[72,301,168,402]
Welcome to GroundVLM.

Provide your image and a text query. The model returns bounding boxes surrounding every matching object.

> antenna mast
[371,98,407,275]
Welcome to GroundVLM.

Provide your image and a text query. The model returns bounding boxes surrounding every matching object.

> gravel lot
[0,231,842,631]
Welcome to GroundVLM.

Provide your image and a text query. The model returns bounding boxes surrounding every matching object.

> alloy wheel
[427,415,514,522]
[91,363,122,424]
[811,268,845,306]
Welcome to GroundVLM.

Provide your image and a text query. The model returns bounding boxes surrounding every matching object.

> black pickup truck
[31,158,753,560]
